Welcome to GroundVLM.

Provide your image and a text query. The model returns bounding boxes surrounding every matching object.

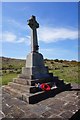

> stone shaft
[31,29,39,52]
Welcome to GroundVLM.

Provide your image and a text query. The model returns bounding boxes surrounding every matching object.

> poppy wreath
[40,83,51,91]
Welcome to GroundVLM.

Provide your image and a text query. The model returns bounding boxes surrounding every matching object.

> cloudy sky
[1,2,78,60]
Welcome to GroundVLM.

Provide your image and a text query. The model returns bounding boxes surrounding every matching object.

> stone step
[22,83,71,104]
[30,82,57,93]
[13,77,54,86]
[56,80,65,86]
[13,77,66,89]
[8,81,56,93]
[18,73,53,80]
[53,77,66,86]
[3,86,26,100]
[4,83,71,104]
[53,76,59,81]
[27,78,54,86]
[8,82,35,93]
[13,78,28,85]
[12,76,66,93]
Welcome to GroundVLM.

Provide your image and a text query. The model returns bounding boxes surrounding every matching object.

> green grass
[1,57,79,85]
[1,68,79,86]
[2,73,18,85]
[1,65,79,85]
[49,66,79,84]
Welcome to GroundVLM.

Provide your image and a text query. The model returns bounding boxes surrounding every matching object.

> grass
[1,57,79,85]
[1,65,79,86]
[1,73,18,85]
[49,66,79,84]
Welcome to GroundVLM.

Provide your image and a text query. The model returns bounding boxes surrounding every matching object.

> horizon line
[0,56,79,62]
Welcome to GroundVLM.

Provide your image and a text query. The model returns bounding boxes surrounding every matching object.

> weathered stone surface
[60,110,74,119]
[2,84,80,119]
[48,98,66,108]
[0,110,5,119]
[63,103,79,112]
[26,52,44,67]
[42,111,52,118]
[5,105,26,118]
[13,78,28,85]
[49,114,64,119]
[62,93,78,102]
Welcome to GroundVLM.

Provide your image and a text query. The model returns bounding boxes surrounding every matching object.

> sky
[1,2,78,60]
[1,0,79,2]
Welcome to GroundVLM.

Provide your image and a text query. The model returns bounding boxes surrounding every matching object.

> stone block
[22,84,71,104]
[3,86,23,99]
[13,78,28,85]
[22,66,49,79]
[26,52,44,67]
[26,78,53,86]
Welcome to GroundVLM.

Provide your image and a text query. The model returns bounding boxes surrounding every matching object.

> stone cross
[28,15,39,52]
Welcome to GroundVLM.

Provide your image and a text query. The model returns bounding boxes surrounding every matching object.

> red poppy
[40,83,51,91]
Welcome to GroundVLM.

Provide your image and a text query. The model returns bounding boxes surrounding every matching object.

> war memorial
[1,16,80,119]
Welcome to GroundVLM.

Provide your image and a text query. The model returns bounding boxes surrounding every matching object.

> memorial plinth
[4,16,71,104]
[22,52,49,79]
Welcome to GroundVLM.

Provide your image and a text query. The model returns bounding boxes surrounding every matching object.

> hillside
[0,57,79,69]
[0,57,79,85]
[0,57,25,70]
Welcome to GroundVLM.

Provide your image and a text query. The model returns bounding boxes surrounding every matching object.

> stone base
[22,52,50,79]
[21,66,49,79]
[26,52,44,67]
[4,82,71,104]
[4,73,71,104]
[2,85,79,118]
[24,84,71,104]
